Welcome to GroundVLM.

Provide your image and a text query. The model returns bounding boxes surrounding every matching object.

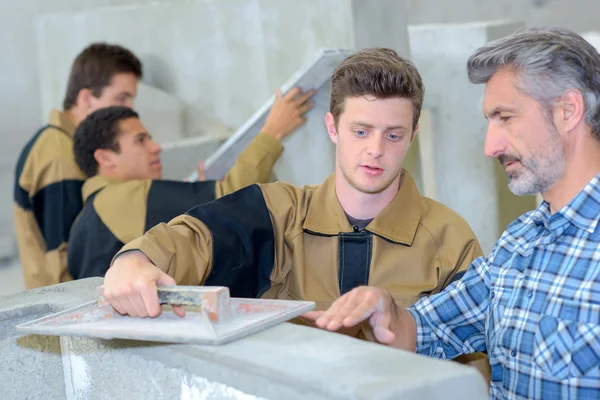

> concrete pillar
[408,20,532,253]
[3,279,488,399]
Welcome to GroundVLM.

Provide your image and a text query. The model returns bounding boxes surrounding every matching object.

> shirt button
[511,350,517,357]
[491,291,495,299]
[527,291,533,298]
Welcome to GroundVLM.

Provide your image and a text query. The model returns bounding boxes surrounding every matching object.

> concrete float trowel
[16,285,315,345]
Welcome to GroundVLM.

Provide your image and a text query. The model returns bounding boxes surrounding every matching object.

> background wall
[0,0,178,258]
[408,0,600,30]
[1,0,599,283]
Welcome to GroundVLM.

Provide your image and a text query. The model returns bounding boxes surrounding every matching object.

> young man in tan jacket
[14,43,143,289]
[68,89,314,279]
[103,48,489,378]
[15,41,314,290]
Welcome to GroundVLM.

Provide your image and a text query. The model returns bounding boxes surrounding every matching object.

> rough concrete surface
[1,278,488,399]
[0,278,101,400]
[0,259,24,296]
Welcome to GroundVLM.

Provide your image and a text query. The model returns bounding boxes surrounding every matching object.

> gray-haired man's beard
[500,149,565,196]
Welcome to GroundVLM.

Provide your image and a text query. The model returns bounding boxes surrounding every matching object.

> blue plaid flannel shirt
[409,174,600,399]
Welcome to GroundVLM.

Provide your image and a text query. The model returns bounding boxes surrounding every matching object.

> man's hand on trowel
[104,250,185,318]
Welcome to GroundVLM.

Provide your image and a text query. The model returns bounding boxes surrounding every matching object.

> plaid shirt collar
[526,172,600,235]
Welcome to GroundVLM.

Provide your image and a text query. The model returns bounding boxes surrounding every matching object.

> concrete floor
[0,260,24,296]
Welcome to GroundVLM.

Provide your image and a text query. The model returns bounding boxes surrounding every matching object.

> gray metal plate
[188,48,352,181]
[16,298,315,345]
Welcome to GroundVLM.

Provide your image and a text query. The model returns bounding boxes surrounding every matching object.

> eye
[499,116,512,123]
[355,130,367,137]
[387,133,400,141]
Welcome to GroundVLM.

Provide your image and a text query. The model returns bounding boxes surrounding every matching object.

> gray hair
[467,27,600,141]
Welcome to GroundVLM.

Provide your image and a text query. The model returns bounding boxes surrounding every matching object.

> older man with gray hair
[309,27,600,399]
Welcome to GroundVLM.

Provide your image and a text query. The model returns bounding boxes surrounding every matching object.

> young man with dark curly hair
[68,86,313,280]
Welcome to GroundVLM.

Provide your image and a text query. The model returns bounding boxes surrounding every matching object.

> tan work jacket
[14,109,85,288]
[69,133,283,279]
[118,171,482,309]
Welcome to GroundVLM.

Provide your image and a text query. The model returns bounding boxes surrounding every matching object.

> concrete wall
[35,0,410,187]
[0,0,192,259]
[408,0,600,32]
[2,278,488,399]
[2,0,599,267]
[35,1,355,135]
[0,0,410,288]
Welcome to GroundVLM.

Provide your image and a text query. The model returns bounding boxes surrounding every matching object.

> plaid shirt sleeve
[407,254,491,359]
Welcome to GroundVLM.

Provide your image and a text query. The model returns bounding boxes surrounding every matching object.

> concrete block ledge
[1,279,487,399]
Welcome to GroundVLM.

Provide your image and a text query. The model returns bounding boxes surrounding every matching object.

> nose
[484,122,506,158]
[150,140,162,154]
[366,134,385,158]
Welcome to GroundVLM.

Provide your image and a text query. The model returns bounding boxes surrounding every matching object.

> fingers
[328,293,377,330]
[372,326,396,344]
[286,116,308,132]
[136,280,162,318]
[278,87,316,105]
[129,291,151,318]
[281,86,301,100]
[297,101,315,116]
[196,160,207,181]
[300,311,325,321]
[106,282,151,318]
[108,297,128,316]
[113,287,142,317]
[156,271,177,286]
[315,293,351,330]
[172,305,186,317]
[315,287,391,333]
[339,299,379,328]
[104,251,177,318]
[292,89,317,106]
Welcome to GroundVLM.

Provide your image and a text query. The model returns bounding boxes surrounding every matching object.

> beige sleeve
[437,224,484,291]
[215,133,283,198]
[115,215,214,286]
[113,182,309,289]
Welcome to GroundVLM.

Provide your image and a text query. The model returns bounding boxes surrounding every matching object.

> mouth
[498,155,521,170]
[360,165,384,176]
[150,160,162,168]
[502,160,521,170]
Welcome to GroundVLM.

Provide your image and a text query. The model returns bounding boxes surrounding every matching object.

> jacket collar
[303,171,422,245]
[82,175,124,202]
[48,109,77,138]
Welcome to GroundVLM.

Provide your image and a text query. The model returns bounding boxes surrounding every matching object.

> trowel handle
[155,285,231,323]
[96,285,230,322]
[156,286,208,306]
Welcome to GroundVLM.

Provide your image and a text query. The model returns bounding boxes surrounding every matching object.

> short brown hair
[330,48,424,131]
[63,43,143,110]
